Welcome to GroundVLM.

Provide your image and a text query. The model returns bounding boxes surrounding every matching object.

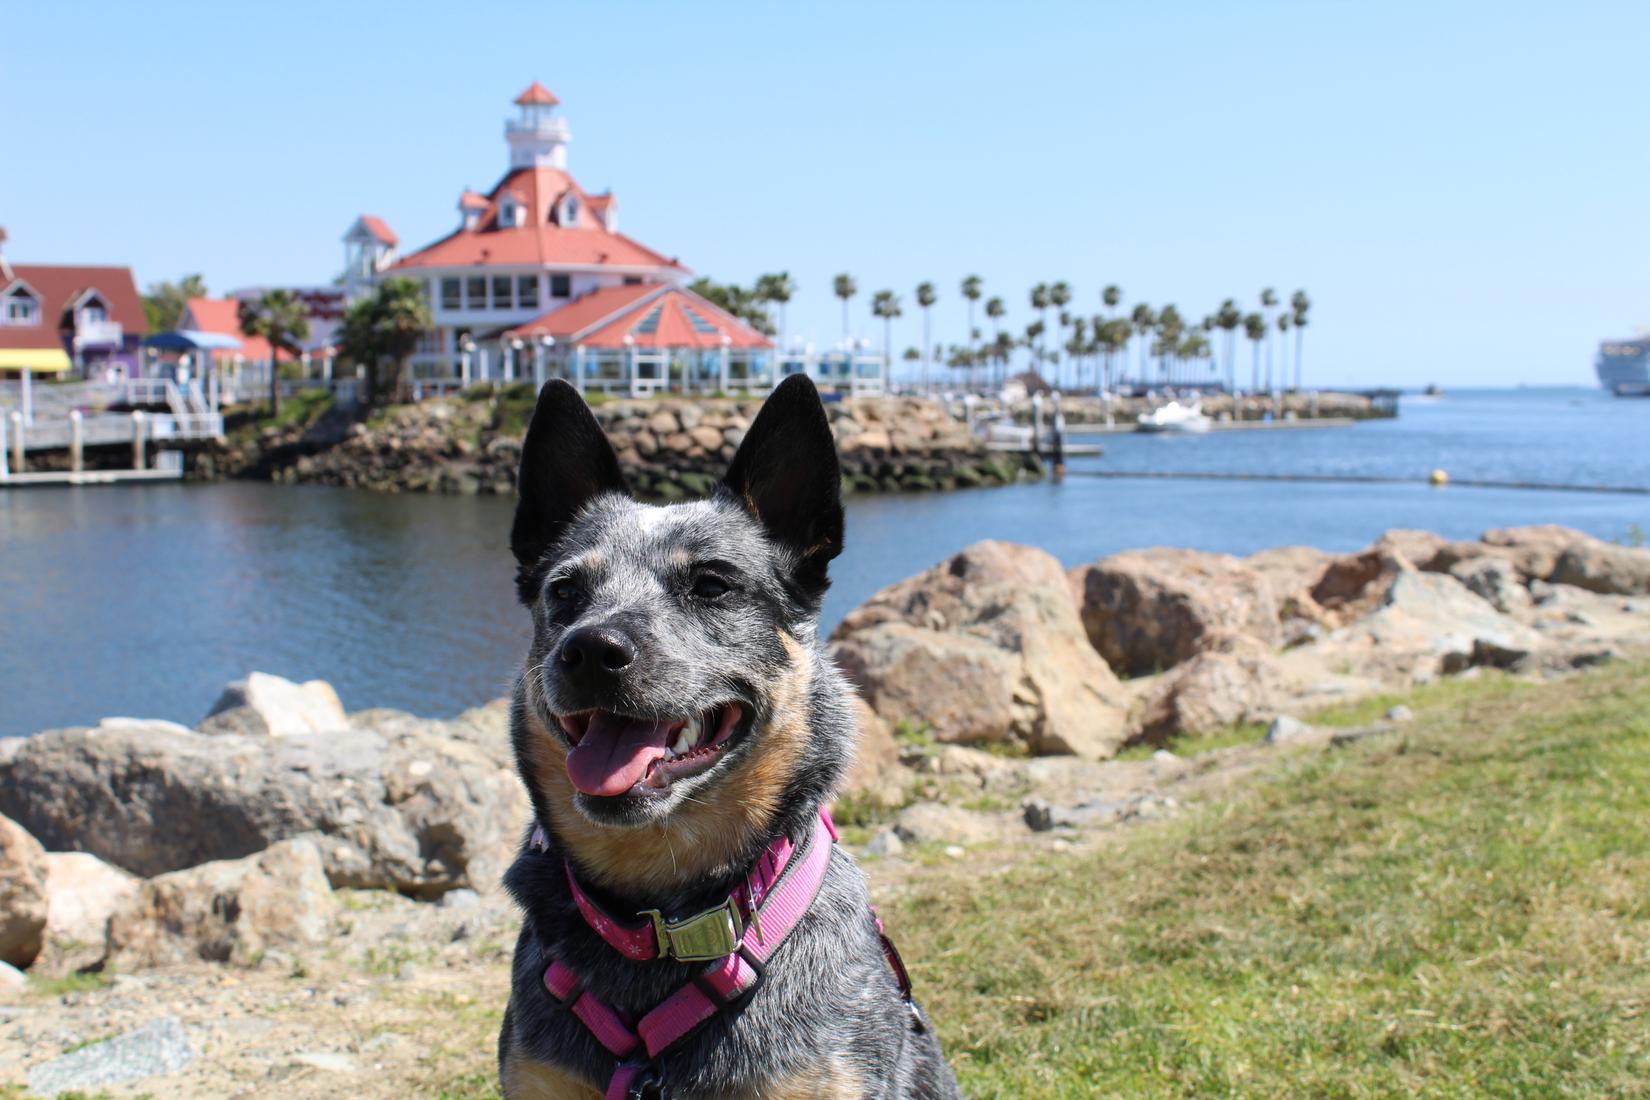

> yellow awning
[0,349,73,373]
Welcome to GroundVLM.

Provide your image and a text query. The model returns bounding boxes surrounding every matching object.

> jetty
[0,378,222,488]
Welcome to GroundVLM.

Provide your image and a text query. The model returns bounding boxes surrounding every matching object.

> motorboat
[1136,400,1212,434]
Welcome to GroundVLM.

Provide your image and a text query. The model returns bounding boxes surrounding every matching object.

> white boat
[1136,400,1212,434]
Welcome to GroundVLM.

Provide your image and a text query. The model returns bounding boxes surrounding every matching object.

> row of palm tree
[826,275,1311,395]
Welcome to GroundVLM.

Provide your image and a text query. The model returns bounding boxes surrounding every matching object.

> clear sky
[6,0,1649,388]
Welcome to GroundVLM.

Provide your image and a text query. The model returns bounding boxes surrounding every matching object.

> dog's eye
[692,575,731,600]
[548,579,581,603]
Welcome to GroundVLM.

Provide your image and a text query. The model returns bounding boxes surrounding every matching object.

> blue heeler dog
[498,376,962,1099]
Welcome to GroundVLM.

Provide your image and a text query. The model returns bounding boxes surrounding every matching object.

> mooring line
[1067,470,1650,496]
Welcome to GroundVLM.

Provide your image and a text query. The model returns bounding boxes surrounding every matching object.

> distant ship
[1596,337,1650,396]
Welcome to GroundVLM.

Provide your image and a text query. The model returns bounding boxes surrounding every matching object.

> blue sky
[6,0,1649,388]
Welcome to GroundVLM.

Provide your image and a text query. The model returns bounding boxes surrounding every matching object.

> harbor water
[2,387,1644,737]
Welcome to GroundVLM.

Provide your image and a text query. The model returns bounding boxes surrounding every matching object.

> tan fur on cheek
[533,632,818,896]
[501,1049,601,1100]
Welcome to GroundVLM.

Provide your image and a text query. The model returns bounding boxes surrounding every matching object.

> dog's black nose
[559,626,636,678]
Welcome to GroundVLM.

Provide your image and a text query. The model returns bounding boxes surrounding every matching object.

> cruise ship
[1595,336,1650,396]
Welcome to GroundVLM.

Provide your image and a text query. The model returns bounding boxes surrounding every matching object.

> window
[633,306,663,335]
[499,200,519,228]
[82,303,106,325]
[681,306,719,335]
[4,292,38,325]
[492,275,513,310]
[441,279,462,310]
[517,275,538,309]
[562,197,580,226]
[549,274,571,299]
[465,276,486,309]
[623,276,643,286]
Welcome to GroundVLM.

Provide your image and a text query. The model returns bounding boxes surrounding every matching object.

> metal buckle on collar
[641,898,744,963]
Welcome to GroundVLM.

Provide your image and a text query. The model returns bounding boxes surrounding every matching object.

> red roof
[514,82,560,107]
[0,264,146,350]
[458,190,490,210]
[358,215,398,247]
[180,297,282,362]
[504,284,770,351]
[390,167,684,273]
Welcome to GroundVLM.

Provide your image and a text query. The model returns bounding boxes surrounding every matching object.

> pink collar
[530,810,838,963]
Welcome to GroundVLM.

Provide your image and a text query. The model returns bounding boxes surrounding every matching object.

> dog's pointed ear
[721,375,843,600]
[511,380,628,602]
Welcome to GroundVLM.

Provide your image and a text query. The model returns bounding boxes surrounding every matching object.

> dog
[497,375,962,1099]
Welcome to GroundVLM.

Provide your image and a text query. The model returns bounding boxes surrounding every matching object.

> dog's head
[508,376,851,887]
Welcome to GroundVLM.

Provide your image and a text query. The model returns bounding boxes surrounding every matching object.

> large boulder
[840,696,904,805]
[199,671,349,737]
[1449,556,1532,614]
[1326,571,1545,674]
[1549,540,1650,595]
[833,541,1128,759]
[1129,635,1288,743]
[0,813,48,968]
[105,839,334,969]
[1371,529,1449,571]
[0,694,524,898]
[42,851,138,948]
[1481,525,1590,581]
[1310,546,1416,620]
[1069,548,1282,676]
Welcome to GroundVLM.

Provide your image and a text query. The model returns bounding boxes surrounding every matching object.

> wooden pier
[0,408,206,488]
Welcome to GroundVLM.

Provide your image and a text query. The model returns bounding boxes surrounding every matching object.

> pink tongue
[565,712,674,797]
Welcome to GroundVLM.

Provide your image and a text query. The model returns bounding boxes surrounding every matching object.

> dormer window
[83,302,106,325]
[3,289,38,326]
[561,196,580,227]
[499,197,524,228]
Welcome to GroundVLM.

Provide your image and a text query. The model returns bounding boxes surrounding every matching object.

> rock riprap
[0,813,48,968]
[832,540,1129,759]
[0,677,524,898]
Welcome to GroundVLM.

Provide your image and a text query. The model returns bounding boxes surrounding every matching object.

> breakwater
[215,386,1043,498]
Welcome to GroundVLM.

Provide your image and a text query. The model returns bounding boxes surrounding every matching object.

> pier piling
[69,410,83,474]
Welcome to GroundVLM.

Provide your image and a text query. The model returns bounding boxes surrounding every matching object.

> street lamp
[508,337,525,383]
[460,336,477,388]
[534,334,554,388]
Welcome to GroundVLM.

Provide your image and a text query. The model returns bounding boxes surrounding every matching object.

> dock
[1,466,184,487]
[1062,416,1357,437]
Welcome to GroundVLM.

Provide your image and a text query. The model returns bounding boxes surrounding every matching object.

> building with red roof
[0,229,148,380]
[360,85,787,395]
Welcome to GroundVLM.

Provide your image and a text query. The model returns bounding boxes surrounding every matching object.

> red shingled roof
[358,215,398,247]
[181,297,282,362]
[503,284,770,350]
[391,167,684,273]
[0,264,146,350]
[514,82,560,107]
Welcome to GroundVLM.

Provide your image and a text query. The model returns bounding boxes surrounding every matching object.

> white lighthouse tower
[505,82,570,169]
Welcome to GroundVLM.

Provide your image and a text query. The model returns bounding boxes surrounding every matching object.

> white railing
[73,320,124,347]
[5,410,222,452]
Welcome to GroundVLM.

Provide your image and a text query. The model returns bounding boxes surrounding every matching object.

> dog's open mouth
[557,703,743,798]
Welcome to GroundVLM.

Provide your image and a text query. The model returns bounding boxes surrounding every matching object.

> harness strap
[539,811,837,1097]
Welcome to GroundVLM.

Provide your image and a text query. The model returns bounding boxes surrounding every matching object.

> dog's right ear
[511,380,628,603]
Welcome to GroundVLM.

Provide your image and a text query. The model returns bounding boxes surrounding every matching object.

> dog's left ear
[721,374,843,600]
[512,380,629,603]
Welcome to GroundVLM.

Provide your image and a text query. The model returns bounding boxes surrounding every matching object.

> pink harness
[531,811,911,1100]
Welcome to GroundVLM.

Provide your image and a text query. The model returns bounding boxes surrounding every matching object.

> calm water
[2,387,1645,736]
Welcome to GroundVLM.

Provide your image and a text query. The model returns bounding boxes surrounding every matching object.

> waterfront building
[360,84,885,395]
[0,229,148,381]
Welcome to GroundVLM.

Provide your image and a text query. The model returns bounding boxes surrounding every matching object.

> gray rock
[0,959,24,989]
[1385,705,1414,723]
[1,708,523,899]
[862,829,905,857]
[439,888,481,910]
[1550,541,1650,595]
[1022,798,1063,832]
[0,813,47,968]
[1264,715,1312,744]
[1449,556,1531,614]
[893,802,997,846]
[199,672,349,737]
[26,1016,194,1096]
[1151,749,1179,763]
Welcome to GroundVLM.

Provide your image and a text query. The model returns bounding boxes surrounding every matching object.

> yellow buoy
[1429,468,1449,486]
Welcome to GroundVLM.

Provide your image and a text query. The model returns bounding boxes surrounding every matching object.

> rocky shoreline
[205,387,1043,498]
[3,523,1647,1096]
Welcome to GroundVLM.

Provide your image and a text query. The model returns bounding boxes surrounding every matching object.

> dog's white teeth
[671,729,693,756]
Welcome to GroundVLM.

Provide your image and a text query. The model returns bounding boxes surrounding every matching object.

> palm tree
[1276,312,1293,393]
[1049,282,1071,387]
[1029,283,1050,365]
[337,277,433,408]
[915,282,937,393]
[1155,305,1183,386]
[1215,299,1243,396]
[1129,303,1156,387]
[238,289,310,417]
[756,272,795,349]
[1259,288,1279,395]
[1243,312,1267,412]
[984,296,1006,385]
[992,330,1015,385]
[833,274,857,343]
[1290,290,1311,390]
[1023,320,1045,374]
[1102,284,1122,318]
[870,290,902,377]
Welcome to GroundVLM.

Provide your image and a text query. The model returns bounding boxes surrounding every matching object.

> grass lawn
[889,662,1650,1098]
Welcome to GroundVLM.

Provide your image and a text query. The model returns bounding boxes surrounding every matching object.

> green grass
[887,660,1650,1098]
[26,971,113,997]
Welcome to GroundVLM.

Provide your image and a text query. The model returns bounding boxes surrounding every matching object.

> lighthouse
[505,81,570,170]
